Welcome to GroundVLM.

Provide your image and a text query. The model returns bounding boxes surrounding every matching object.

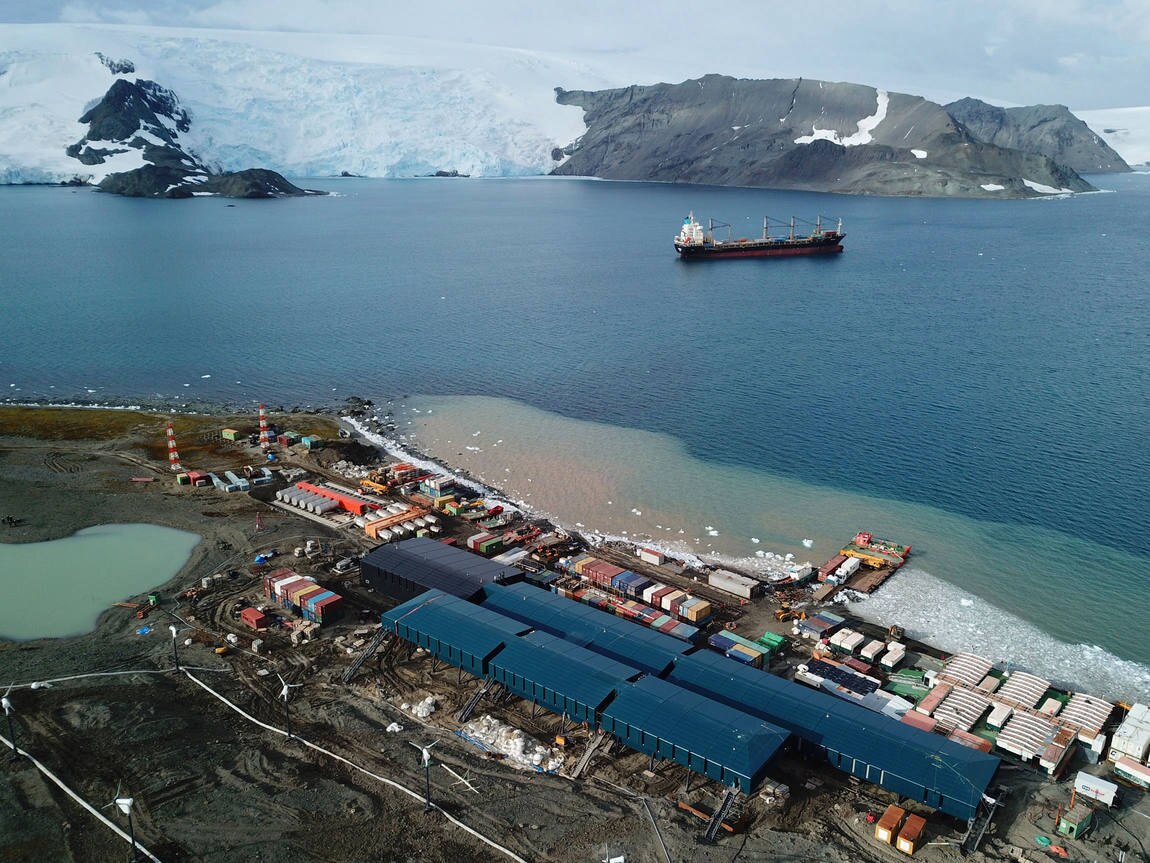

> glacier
[0,23,613,183]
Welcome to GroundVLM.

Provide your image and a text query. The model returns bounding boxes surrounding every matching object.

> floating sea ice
[472,430,481,436]
[751,537,760,544]
[678,529,685,534]
[755,550,765,557]
[575,522,584,527]
[785,553,794,561]
[656,524,663,529]
[802,538,814,548]
[183,383,190,387]
[960,598,975,607]
[707,529,719,537]
[631,508,642,515]
[607,500,613,505]
[201,374,211,378]
[705,525,714,531]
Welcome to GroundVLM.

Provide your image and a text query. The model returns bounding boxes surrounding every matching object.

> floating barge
[674,212,845,259]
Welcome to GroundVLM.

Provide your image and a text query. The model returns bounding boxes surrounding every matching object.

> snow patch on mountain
[794,89,889,146]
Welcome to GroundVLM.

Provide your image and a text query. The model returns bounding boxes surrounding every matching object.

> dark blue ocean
[4,176,1149,697]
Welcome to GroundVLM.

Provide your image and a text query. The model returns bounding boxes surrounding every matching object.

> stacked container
[638,547,666,566]
[818,554,848,582]
[896,815,926,855]
[880,642,907,671]
[874,805,906,845]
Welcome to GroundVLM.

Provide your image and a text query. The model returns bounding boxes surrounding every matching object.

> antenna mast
[166,422,183,472]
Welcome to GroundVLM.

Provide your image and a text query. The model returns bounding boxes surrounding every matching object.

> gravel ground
[2,406,1148,863]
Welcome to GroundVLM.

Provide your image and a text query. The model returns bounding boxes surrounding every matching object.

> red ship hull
[675,235,845,259]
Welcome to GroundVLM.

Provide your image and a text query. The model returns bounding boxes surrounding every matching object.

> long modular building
[375,541,999,818]
[666,650,999,820]
[480,581,690,677]
[380,588,790,793]
[362,537,523,602]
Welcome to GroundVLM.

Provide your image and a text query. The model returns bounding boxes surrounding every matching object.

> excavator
[774,604,807,623]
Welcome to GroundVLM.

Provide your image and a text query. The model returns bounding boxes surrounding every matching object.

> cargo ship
[674,212,845,259]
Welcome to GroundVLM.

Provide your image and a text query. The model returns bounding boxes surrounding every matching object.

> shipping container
[642,583,665,604]
[638,547,666,566]
[900,710,937,733]
[896,814,926,855]
[818,554,848,582]
[875,804,906,844]
[835,556,861,579]
[986,703,1013,729]
[661,590,686,613]
[726,645,764,668]
[707,568,758,599]
[861,639,886,662]
[221,428,242,441]
[1114,756,1150,789]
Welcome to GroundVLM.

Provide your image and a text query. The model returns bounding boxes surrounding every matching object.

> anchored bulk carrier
[674,212,845,259]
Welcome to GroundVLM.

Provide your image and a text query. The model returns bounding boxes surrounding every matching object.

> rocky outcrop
[552,75,1097,198]
[69,76,319,198]
[945,97,1129,174]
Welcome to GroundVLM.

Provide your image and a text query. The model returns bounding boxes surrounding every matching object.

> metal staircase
[342,628,392,683]
[704,789,739,843]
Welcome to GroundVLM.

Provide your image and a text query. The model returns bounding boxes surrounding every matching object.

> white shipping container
[836,556,861,578]
[1074,771,1118,808]
[1109,703,1150,763]
[639,548,666,566]
[707,569,758,599]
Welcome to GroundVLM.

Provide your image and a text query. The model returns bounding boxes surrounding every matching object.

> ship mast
[789,217,795,241]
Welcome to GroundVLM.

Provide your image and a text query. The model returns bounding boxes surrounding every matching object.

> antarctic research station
[119,412,1150,857]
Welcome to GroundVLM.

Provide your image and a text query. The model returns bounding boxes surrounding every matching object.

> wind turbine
[276,673,303,741]
[409,740,438,812]
[103,782,141,862]
[2,685,15,760]
[168,624,188,672]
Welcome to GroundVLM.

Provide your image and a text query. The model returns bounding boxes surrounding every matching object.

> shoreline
[5,400,1150,702]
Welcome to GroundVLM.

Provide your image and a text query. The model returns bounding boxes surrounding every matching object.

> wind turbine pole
[284,698,292,741]
[3,700,15,761]
[126,808,139,862]
[169,625,181,672]
[424,758,432,812]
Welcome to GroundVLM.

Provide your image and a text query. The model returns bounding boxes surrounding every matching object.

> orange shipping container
[896,814,926,855]
[875,804,905,844]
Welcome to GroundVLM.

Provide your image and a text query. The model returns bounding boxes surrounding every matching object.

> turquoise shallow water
[0,524,200,640]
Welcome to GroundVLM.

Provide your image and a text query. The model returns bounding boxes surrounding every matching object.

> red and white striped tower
[258,404,274,450]
[166,422,183,471]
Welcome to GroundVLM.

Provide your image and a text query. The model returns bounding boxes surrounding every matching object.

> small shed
[1057,802,1093,839]
[875,804,905,844]
[241,607,269,630]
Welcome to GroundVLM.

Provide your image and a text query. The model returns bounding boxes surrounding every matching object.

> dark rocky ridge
[551,75,1097,198]
[945,97,1129,174]
[69,75,319,198]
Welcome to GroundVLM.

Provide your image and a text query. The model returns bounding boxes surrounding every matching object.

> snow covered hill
[0,23,609,183]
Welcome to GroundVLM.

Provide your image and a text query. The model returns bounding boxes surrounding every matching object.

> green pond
[0,523,201,640]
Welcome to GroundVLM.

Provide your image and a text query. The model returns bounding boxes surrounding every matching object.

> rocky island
[551,75,1110,198]
[69,74,320,199]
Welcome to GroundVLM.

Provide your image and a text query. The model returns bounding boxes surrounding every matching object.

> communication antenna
[258,404,275,450]
[409,740,438,811]
[102,781,141,862]
[165,422,183,472]
[275,672,303,740]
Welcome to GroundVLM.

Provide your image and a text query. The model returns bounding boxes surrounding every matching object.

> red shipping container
[241,607,269,629]
[312,594,344,623]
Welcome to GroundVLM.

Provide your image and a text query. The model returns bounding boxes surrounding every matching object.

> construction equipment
[774,605,807,622]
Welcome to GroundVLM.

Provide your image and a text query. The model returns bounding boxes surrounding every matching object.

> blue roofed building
[488,630,643,725]
[480,581,690,677]
[380,589,530,678]
[602,676,790,793]
[667,651,999,820]
[362,537,523,603]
